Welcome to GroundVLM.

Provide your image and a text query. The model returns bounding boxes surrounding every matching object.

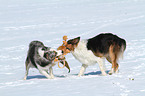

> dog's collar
[66,47,71,51]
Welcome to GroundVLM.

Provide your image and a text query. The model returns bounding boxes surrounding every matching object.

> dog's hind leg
[97,58,107,76]
[49,66,54,79]
[106,56,119,74]
[24,57,30,80]
[108,45,119,75]
[78,64,88,76]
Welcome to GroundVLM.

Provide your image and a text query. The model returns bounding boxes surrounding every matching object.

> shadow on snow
[26,70,110,80]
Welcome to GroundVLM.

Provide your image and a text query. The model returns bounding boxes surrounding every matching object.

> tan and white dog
[58,33,126,76]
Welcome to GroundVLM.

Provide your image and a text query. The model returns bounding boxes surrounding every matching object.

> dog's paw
[108,71,113,75]
[115,69,119,74]
[49,75,54,79]
[78,74,84,77]
[108,69,114,75]
[23,77,27,80]
[101,72,107,76]
[78,75,81,77]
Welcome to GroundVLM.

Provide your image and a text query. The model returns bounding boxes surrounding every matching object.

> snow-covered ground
[0,0,145,96]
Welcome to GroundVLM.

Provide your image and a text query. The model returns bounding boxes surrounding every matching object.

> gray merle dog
[24,41,70,80]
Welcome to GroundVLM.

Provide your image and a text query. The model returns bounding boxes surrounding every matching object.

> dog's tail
[110,38,126,61]
[118,39,126,60]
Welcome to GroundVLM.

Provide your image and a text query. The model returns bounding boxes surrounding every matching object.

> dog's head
[44,51,57,61]
[29,41,44,48]
[66,37,80,51]
[57,36,80,55]
[44,50,70,73]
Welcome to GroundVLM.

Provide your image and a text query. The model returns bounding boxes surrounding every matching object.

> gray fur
[24,41,57,80]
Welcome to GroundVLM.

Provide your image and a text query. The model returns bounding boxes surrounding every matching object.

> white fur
[38,48,44,57]
[71,40,107,76]
[37,64,55,79]
[72,40,101,65]
[24,48,59,80]
[78,64,88,76]
[56,50,63,56]
[50,48,62,56]
[50,48,56,51]
[24,60,57,80]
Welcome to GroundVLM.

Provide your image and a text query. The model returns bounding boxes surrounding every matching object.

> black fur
[87,33,126,54]
[67,37,80,45]
[43,51,57,65]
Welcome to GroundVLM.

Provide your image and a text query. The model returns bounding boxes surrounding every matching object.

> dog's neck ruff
[71,40,102,66]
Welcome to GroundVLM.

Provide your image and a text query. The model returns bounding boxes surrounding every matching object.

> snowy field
[0,0,145,96]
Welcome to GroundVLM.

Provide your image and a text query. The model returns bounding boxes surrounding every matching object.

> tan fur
[57,36,71,55]
[94,52,104,58]
[108,45,120,73]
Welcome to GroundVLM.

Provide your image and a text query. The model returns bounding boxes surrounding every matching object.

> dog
[24,41,70,80]
[58,33,126,76]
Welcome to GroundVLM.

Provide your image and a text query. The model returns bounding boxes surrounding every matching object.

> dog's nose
[61,50,64,54]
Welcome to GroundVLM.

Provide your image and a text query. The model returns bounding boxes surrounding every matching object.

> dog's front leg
[78,64,88,76]
[49,66,54,79]
[39,70,52,79]
[37,65,52,79]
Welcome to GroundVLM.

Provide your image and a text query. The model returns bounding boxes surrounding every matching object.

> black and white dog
[60,33,126,76]
[24,41,69,80]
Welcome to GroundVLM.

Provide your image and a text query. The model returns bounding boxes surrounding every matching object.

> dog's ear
[67,37,80,45]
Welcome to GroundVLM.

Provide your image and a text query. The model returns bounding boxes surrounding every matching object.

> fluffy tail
[118,39,126,60]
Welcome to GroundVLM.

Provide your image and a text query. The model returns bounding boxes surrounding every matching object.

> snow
[0,0,145,96]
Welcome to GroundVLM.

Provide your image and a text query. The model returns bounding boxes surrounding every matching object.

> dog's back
[87,33,126,74]
[87,33,126,58]
[27,41,45,68]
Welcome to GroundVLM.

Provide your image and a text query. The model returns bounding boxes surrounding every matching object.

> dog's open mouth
[44,49,70,73]
[55,35,71,72]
